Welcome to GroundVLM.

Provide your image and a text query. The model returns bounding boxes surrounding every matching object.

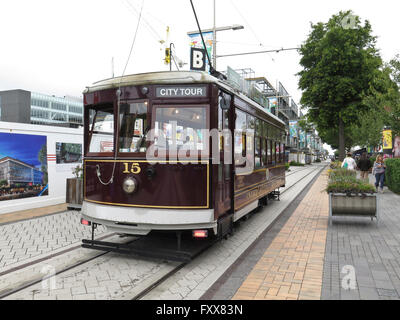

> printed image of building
[0,90,83,128]
[0,157,44,186]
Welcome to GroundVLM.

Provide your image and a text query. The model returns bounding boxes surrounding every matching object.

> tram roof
[84,71,285,127]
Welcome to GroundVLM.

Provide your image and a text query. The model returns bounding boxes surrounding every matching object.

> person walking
[341,152,357,170]
[357,152,372,181]
[372,154,386,193]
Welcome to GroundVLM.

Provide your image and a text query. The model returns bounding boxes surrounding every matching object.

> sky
[1,0,399,153]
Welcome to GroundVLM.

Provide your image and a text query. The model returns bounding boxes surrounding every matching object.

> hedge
[289,161,305,167]
[385,158,400,194]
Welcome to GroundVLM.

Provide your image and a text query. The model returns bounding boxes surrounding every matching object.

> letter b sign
[190,47,206,71]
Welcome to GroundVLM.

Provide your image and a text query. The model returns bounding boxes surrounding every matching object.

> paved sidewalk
[209,167,400,300]
[322,174,400,300]
[0,203,68,225]
[231,168,329,300]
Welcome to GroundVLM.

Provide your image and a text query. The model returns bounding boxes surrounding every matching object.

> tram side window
[267,139,272,165]
[246,114,255,169]
[262,138,267,166]
[255,119,262,168]
[234,109,247,166]
[276,142,281,163]
[88,106,114,153]
[119,101,148,153]
[271,141,276,165]
[261,122,266,166]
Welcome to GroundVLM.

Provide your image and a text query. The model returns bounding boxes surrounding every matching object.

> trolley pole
[213,0,217,69]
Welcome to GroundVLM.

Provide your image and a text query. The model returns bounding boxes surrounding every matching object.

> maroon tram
[81,71,286,242]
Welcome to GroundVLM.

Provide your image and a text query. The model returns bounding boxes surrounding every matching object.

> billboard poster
[0,132,48,201]
[383,129,393,150]
[189,31,213,73]
[268,98,278,109]
[289,121,298,138]
[307,134,311,148]
[55,143,82,164]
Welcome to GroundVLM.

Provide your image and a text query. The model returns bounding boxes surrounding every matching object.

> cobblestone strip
[232,169,329,300]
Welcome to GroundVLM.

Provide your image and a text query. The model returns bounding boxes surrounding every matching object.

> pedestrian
[357,152,372,181]
[341,152,357,170]
[372,154,386,193]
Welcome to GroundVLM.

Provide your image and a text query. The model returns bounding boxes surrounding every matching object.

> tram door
[216,93,232,215]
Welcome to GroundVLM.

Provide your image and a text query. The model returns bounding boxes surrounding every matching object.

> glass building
[0,157,44,186]
[30,92,83,126]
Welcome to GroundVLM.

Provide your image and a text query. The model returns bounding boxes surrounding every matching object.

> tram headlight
[122,177,137,194]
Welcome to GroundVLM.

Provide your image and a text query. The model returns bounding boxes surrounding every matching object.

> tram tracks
[0,164,326,300]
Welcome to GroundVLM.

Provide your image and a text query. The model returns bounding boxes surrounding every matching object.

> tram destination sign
[155,86,207,98]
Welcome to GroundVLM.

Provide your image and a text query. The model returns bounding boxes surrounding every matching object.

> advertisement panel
[0,132,48,201]
[383,129,393,150]
[55,142,82,164]
[289,121,298,138]
[189,31,213,73]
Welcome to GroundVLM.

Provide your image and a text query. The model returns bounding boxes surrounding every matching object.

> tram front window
[88,106,114,153]
[118,101,148,153]
[153,106,207,151]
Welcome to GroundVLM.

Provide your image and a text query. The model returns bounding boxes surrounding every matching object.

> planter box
[66,178,83,210]
[329,193,379,225]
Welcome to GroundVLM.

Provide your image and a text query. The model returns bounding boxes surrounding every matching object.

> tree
[384,56,400,136]
[298,11,383,161]
[38,144,48,185]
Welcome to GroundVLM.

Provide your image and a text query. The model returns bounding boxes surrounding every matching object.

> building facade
[0,157,44,186]
[0,90,83,127]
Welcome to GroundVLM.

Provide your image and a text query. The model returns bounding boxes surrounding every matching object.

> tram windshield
[152,106,207,151]
[87,105,114,153]
[118,101,148,153]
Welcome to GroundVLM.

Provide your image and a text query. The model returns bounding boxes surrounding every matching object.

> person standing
[372,154,386,193]
[357,152,372,181]
[341,152,357,170]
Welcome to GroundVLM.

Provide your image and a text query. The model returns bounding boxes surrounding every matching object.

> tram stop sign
[190,47,206,71]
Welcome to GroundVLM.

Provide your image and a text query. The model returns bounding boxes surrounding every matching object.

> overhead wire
[122,0,164,44]
[96,0,145,186]
[229,0,276,63]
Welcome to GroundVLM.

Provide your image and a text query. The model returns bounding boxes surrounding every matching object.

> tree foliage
[298,11,383,160]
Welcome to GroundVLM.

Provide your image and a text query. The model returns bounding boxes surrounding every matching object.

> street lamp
[187,24,244,69]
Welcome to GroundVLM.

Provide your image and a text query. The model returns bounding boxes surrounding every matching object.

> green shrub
[369,156,376,167]
[385,158,400,194]
[285,163,290,171]
[315,158,321,163]
[326,168,376,194]
[289,161,305,167]
[328,168,357,181]
[330,161,342,169]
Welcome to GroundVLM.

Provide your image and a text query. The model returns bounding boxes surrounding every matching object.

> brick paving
[231,168,329,300]
[0,210,106,270]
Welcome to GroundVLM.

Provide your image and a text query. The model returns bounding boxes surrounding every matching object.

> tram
[81,71,286,243]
